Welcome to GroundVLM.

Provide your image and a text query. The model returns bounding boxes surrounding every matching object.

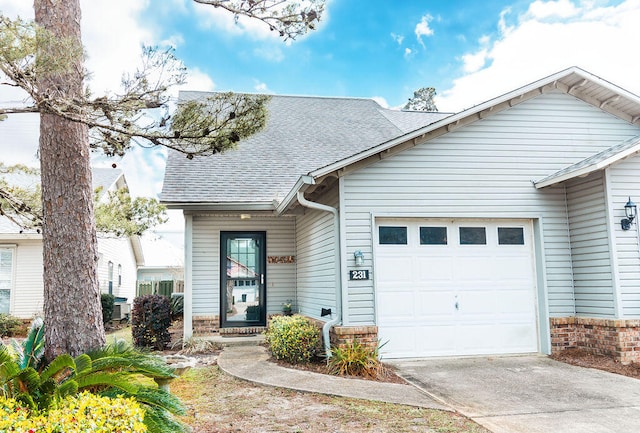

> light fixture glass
[621,197,637,230]
[354,250,364,266]
[625,197,637,220]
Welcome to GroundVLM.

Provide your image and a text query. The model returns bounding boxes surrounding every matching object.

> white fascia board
[274,175,315,215]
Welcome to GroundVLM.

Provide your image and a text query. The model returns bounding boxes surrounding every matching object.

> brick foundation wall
[330,325,379,351]
[303,318,379,351]
[550,317,640,364]
[192,315,220,336]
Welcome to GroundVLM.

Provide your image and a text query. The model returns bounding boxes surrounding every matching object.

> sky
[1,0,640,235]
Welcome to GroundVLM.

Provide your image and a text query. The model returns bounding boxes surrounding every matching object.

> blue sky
[138,0,536,109]
[1,0,640,236]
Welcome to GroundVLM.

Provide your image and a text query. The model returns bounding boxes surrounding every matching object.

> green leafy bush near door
[264,315,320,364]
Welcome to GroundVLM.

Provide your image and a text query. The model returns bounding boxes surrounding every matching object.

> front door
[220,232,266,327]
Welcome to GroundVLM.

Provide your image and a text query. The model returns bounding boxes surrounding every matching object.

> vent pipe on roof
[297,190,342,358]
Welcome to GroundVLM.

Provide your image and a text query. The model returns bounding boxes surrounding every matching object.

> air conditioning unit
[112,297,131,322]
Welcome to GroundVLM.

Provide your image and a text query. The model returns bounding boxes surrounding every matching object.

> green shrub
[101,293,116,324]
[132,295,172,350]
[170,294,184,320]
[1,319,187,433]
[0,313,25,337]
[264,315,320,364]
[0,392,147,432]
[327,340,386,379]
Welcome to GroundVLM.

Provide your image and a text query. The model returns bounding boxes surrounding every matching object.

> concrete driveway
[389,355,640,433]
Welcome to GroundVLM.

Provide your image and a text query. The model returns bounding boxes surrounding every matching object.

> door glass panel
[223,234,264,325]
[498,227,525,245]
[459,227,486,245]
[420,227,447,245]
[379,226,407,245]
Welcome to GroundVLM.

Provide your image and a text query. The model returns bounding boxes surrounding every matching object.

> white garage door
[375,219,538,358]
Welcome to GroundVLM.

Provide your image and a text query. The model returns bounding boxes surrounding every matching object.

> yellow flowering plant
[0,392,147,432]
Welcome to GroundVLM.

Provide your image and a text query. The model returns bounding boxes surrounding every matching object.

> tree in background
[0,0,324,359]
[403,86,438,112]
[0,163,167,237]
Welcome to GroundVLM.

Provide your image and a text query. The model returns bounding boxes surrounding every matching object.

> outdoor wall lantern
[354,250,365,266]
[621,197,637,230]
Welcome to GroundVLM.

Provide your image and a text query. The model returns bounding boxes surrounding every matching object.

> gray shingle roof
[92,167,123,198]
[161,93,447,204]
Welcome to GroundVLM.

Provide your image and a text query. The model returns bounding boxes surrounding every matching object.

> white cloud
[461,48,488,73]
[526,0,580,19]
[404,47,413,58]
[391,32,404,45]
[372,96,390,108]
[254,81,271,93]
[181,68,216,92]
[437,0,640,112]
[0,0,32,17]
[415,13,434,47]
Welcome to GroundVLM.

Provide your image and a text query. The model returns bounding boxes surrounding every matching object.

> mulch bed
[550,348,640,379]
[268,354,407,384]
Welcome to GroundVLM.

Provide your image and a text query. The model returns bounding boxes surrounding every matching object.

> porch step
[204,334,266,347]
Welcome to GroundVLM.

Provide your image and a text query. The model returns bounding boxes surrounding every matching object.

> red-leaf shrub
[132,294,172,350]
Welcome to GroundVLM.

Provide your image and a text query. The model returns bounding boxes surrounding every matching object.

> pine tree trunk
[34,0,105,359]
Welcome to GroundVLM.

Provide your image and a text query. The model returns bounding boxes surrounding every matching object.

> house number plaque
[349,270,369,280]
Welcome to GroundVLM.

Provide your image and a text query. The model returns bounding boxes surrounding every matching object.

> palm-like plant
[0,320,187,432]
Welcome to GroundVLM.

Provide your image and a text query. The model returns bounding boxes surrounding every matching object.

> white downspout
[296,191,342,358]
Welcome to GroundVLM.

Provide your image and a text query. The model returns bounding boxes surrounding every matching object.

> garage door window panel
[498,227,525,245]
[379,226,407,245]
[459,227,486,245]
[420,227,447,245]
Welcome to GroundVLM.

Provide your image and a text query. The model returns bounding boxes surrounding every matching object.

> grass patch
[172,366,489,433]
[105,325,133,346]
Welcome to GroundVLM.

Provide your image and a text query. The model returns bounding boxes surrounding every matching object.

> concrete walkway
[217,345,448,410]
[390,355,640,433]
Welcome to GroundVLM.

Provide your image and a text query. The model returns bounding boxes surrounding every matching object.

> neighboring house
[0,168,144,318]
[162,67,640,363]
[137,234,184,282]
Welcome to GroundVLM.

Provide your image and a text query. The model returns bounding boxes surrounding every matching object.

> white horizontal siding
[9,240,44,318]
[607,153,640,317]
[343,91,640,325]
[97,237,137,303]
[191,215,296,316]
[565,172,614,317]
[296,188,339,320]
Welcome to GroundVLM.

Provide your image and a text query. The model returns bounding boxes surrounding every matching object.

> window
[459,227,486,245]
[379,226,408,245]
[420,227,447,245]
[0,248,14,314]
[117,264,122,286]
[498,227,525,245]
[108,261,114,295]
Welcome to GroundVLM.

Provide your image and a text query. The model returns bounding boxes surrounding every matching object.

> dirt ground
[550,348,640,379]
[171,365,489,433]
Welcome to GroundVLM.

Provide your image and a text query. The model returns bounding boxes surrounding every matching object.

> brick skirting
[192,315,220,336]
[192,314,380,351]
[298,317,379,351]
[192,315,271,336]
[550,317,640,364]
